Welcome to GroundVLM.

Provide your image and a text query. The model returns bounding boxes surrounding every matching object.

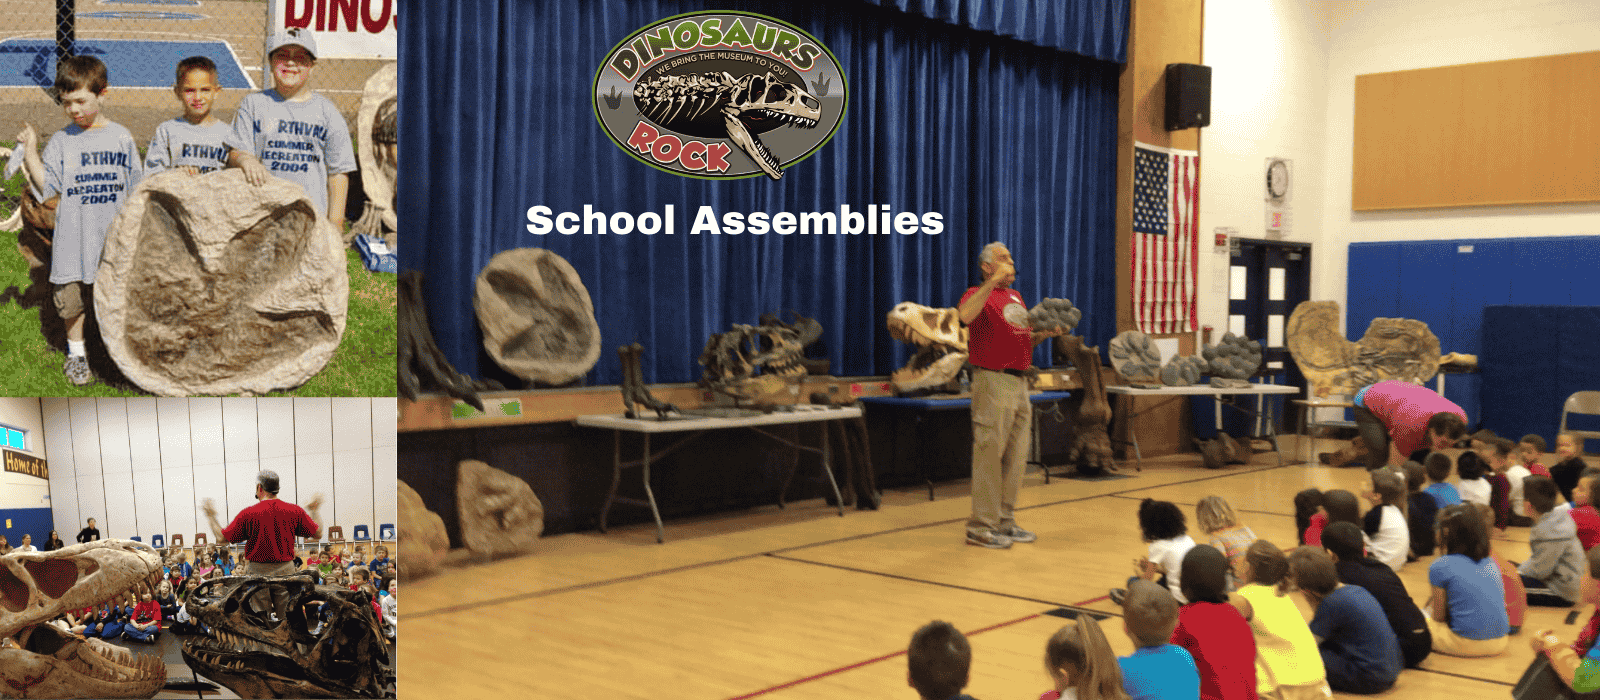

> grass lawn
[0,141,396,396]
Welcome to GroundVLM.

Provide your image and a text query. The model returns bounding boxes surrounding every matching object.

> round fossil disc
[475,248,602,384]
[96,170,348,396]
[355,62,397,234]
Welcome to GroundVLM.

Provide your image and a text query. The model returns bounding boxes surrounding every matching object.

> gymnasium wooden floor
[400,436,1584,699]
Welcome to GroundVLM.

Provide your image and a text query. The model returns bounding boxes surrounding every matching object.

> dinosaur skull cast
[0,540,166,698]
[180,574,392,698]
[699,322,808,403]
[721,72,820,180]
[886,303,969,392]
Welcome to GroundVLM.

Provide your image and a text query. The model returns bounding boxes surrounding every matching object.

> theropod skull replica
[0,540,166,699]
[886,303,969,392]
[180,574,392,698]
[699,321,808,403]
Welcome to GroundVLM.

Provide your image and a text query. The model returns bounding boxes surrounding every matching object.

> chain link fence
[1,0,393,225]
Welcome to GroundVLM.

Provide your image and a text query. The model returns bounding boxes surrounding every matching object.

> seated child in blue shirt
[1426,503,1510,657]
[1424,452,1462,508]
[1117,579,1200,700]
[1290,545,1402,694]
[908,620,981,700]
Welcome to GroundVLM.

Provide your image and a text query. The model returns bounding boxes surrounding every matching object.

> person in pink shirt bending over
[1322,380,1467,469]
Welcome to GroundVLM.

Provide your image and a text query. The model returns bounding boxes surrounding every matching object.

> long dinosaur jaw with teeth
[1,540,166,698]
[723,111,783,180]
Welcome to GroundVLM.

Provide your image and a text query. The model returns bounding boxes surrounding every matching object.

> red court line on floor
[725,613,1042,700]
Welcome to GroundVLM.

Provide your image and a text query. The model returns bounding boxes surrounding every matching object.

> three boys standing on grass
[13,26,356,387]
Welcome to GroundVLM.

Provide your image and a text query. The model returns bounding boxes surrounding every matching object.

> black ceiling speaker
[1165,63,1211,131]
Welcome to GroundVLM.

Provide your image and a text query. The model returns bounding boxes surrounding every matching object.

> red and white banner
[267,0,397,60]
[1131,142,1198,334]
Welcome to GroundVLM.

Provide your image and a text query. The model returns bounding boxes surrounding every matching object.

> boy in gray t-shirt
[146,56,231,175]
[225,27,356,230]
[16,55,142,386]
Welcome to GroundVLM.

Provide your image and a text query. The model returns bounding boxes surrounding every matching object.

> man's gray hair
[978,241,1008,266]
[257,470,281,495]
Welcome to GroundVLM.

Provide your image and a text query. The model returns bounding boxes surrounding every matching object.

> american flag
[1131,142,1198,334]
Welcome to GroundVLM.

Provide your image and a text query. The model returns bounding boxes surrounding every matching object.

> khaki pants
[967,368,1030,534]
[243,560,299,617]
[1427,617,1508,657]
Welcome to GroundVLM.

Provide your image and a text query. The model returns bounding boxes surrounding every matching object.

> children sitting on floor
[1569,467,1600,550]
[1520,434,1550,478]
[1039,616,1131,700]
[1520,476,1585,608]
[1527,546,1600,694]
[1482,438,1516,531]
[1169,545,1257,700]
[1321,521,1431,668]
[1402,461,1439,561]
[1424,451,1462,508]
[1456,451,1491,507]
[1360,470,1409,571]
[1111,499,1196,605]
[1321,490,1364,538]
[1293,489,1325,547]
[123,592,161,643]
[1427,504,1511,656]
[1229,540,1331,700]
[1288,545,1402,694]
[1117,579,1200,700]
[1195,496,1256,591]
[1472,503,1527,635]
[907,620,980,700]
[1552,433,1588,505]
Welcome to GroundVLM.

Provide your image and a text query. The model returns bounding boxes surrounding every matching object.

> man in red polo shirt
[205,470,323,577]
[957,242,1061,548]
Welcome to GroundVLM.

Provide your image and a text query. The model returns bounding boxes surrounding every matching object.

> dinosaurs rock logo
[594,12,847,180]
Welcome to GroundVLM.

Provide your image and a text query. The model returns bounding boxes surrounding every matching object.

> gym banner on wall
[3,449,46,480]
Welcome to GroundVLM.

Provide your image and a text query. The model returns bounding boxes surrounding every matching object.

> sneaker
[966,530,1012,549]
[998,526,1037,543]
[64,355,92,386]
[1109,588,1128,606]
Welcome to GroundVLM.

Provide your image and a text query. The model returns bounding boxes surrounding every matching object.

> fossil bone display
[1286,301,1440,398]
[618,343,677,418]
[1160,354,1206,386]
[886,302,970,393]
[634,71,820,180]
[0,540,166,698]
[1203,332,1263,388]
[95,170,348,396]
[397,479,448,579]
[181,574,393,698]
[351,62,397,246]
[457,459,544,559]
[476,248,602,386]
[398,271,504,410]
[1056,335,1116,474]
[1028,298,1082,336]
[1109,330,1163,384]
[699,317,809,402]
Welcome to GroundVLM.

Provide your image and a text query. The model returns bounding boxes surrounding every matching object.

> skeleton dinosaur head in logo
[180,574,392,698]
[634,71,820,180]
[0,540,166,699]
[886,303,969,392]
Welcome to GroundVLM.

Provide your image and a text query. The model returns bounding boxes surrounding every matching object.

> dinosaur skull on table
[0,540,166,699]
[699,322,808,402]
[180,574,392,698]
[886,302,969,392]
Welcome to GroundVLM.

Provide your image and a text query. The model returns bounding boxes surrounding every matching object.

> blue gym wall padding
[1482,305,1600,447]
[1347,236,1600,431]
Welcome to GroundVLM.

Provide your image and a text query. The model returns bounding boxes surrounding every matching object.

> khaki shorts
[1427,617,1508,657]
[53,282,87,320]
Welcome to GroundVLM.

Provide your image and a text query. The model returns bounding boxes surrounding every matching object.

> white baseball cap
[267,27,318,60]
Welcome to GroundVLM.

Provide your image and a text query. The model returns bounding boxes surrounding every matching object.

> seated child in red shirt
[1171,545,1258,700]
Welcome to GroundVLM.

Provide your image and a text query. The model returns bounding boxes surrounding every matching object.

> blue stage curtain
[400,0,1124,387]
[857,0,1127,61]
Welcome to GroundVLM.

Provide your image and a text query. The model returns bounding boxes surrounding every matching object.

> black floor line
[1411,666,1515,687]
[411,463,1296,618]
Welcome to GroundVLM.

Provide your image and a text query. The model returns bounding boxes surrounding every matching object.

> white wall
[43,397,397,547]
[0,399,49,544]
[1202,0,1600,337]
[1315,0,1600,322]
[1198,0,1331,336]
